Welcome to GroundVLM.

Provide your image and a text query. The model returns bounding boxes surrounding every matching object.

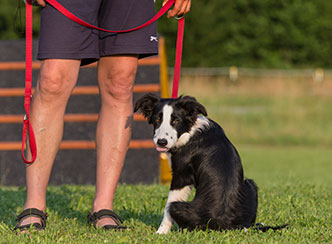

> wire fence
[169,67,331,84]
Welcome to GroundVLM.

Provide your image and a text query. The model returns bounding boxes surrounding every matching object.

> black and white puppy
[134,94,281,234]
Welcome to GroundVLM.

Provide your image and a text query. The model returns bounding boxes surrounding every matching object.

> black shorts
[37,0,158,65]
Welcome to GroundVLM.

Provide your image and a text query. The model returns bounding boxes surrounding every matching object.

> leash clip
[173,15,184,20]
[23,0,40,6]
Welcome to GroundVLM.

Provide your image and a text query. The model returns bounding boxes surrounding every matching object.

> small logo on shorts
[150,36,158,42]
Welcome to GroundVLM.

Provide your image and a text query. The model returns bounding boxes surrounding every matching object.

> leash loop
[22,0,37,164]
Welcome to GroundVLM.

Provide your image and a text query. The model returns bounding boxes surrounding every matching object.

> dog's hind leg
[243,179,258,226]
[169,201,202,230]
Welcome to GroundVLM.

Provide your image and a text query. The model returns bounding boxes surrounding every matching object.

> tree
[2,0,332,68]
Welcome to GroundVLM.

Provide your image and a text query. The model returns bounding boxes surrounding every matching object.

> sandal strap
[14,223,43,231]
[16,208,48,229]
[87,209,124,228]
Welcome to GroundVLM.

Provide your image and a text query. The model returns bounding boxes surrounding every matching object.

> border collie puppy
[134,94,285,234]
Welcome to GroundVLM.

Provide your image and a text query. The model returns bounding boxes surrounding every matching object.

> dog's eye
[155,117,161,124]
[171,118,180,126]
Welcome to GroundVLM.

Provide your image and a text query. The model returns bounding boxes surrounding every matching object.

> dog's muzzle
[156,138,168,152]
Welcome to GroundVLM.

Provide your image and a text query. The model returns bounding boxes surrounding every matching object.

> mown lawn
[179,77,332,148]
[0,145,331,243]
[1,77,331,243]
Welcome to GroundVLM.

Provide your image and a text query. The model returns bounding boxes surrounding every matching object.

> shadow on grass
[0,187,85,227]
[0,186,163,229]
[0,187,26,226]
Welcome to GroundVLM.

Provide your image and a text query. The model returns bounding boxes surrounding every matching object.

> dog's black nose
[157,138,168,147]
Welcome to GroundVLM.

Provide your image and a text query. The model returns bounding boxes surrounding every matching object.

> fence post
[159,37,172,185]
[229,66,238,83]
[313,68,324,84]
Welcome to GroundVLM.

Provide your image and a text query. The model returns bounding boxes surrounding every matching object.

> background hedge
[2,0,332,68]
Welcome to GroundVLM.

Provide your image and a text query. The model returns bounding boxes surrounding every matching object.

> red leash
[22,0,37,164]
[46,0,175,33]
[22,0,184,163]
[172,17,184,98]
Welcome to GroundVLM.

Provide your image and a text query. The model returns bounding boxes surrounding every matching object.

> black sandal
[87,209,127,230]
[14,208,48,231]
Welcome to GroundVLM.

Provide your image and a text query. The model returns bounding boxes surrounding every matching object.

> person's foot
[87,209,127,230]
[16,216,42,233]
[14,208,47,233]
[94,217,117,228]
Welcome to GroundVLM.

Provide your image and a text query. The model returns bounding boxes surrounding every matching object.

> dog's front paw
[156,225,171,234]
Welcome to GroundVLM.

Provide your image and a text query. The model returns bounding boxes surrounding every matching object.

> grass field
[179,75,332,147]
[0,178,331,243]
[1,75,332,243]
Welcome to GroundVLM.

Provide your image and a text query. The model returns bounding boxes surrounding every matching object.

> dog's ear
[134,93,159,123]
[176,95,208,123]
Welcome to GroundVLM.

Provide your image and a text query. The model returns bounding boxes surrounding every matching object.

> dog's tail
[252,223,288,232]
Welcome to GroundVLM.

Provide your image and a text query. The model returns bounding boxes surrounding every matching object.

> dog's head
[134,94,208,152]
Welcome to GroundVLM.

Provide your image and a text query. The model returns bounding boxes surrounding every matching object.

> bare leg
[92,55,138,227]
[18,59,81,227]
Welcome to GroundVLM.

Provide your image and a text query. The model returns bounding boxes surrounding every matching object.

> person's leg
[18,59,81,227]
[92,55,138,227]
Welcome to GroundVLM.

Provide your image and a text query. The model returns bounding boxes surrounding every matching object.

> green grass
[1,145,331,243]
[201,94,332,147]
[0,184,331,243]
[178,77,332,147]
[241,145,332,186]
[1,77,332,243]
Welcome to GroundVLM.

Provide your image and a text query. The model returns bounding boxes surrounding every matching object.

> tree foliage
[0,0,40,39]
[158,0,332,68]
[2,0,332,68]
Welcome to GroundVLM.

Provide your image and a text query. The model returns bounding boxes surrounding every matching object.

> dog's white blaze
[157,185,193,234]
[154,105,178,148]
[175,116,210,148]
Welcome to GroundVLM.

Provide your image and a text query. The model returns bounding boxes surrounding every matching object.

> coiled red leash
[22,0,184,163]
